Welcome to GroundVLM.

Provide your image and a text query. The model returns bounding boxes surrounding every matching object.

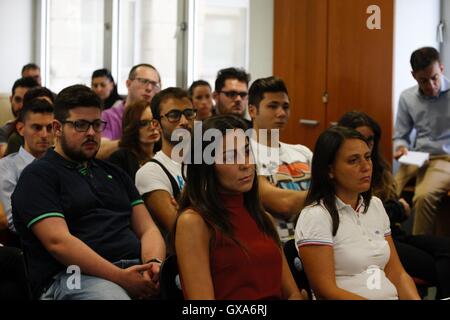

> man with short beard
[394,47,450,235]
[213,67,252,128]
[12,85,165,300]
[136,87,196,242]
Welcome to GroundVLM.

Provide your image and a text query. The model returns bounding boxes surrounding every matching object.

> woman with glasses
[338,111,450,299]
[91,69,123,110]
[107,101,160,179]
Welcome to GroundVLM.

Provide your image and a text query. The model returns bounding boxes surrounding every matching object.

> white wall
[249,0,273,82]
[441,0,450,78]
[0,0,35,95]
[393,0,441,119]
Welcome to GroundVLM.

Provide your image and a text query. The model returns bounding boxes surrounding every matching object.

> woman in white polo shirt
[295,126,420,300]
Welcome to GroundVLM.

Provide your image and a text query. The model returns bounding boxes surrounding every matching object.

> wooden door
[273,0,328,149]
[326,0,394,160]
[274,0,394,160]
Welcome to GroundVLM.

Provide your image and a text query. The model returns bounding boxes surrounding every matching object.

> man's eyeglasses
[139,119,159,128]
[62,119,107,133]
[132,77,161,90]
[220,91,248,99]
[160,109,197,123]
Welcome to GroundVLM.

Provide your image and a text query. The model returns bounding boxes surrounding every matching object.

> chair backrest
[283,239,312,300]
[160,255,184,300]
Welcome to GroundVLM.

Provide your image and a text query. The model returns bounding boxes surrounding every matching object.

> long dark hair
[337,111,396,201]
[119,101,160,164]
[91,68,122,109]
[306,126,372,236]
[176,114,280,250]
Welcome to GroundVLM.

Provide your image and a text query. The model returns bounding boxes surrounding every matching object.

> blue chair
[283,239,312,299]
[159,255,183,300]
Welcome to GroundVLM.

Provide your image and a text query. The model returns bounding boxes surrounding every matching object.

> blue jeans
[40,259,141,300]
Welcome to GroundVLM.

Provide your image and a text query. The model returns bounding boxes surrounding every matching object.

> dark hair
[23,87,55,105]
[11,77,39,96]
[9,87,55,138]
[214,67,250,92]
[91,68,122,109]
[17,98,54,123]
[248,76,289,109]
[119,101,160,164]
[54,84,102,122]
[21,63,40,75]
[151,87,190,121]
[188,80,211,98]
[175,114,280,252]
[128,63,160,82]
[410,47,441,72]
[337,111,396,201]
[306,126,372,236]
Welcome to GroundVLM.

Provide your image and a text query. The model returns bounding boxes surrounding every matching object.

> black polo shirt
[12,149,144,298]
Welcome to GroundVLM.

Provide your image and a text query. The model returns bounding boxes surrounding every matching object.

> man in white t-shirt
[135,88,196,237]
[248,76,312,242]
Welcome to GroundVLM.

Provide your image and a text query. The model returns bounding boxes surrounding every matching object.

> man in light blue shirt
[0,99,54,232]
[394,47,450,235]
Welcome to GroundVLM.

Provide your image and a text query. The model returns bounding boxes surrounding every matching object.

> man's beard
[162,125,191,146]
[60,134,98,163]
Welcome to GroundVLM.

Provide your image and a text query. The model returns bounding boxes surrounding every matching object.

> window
[117,0,179,93]
[189,0,249,87]
[45,0,105,93]
[40,0,250,93]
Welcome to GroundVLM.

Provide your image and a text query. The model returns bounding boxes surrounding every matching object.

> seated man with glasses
[12,85,166,300]
[136,87,196,248]
[0,98,54,239]
[107,101,161,180]
[97,64,161,159]
[213,67,252,128]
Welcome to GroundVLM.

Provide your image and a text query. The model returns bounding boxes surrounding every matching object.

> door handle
[299,119,320,126]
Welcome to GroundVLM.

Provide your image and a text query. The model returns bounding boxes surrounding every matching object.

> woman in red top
[175,115,302,300]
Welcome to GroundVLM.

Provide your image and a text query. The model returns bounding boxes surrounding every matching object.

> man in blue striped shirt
[394,47,450,236]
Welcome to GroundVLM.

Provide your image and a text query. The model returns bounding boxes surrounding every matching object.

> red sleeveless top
[210,193,282,300]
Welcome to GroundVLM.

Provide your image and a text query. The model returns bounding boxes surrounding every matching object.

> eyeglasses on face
[220,91,248,99]
[138,119,159,128]
[132,77,161,90]
[160,108,197,123]
[62,119,107,133]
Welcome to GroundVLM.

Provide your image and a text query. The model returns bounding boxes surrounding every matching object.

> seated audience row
[1,47,449,300]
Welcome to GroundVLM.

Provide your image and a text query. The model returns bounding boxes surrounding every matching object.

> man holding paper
[394,47,450,235]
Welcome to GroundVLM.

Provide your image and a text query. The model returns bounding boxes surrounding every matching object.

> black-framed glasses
[139,119,159,128]
[220,91,248,99]
[62,119,107,133]
[132,77,161,90]
[160,108,197,123]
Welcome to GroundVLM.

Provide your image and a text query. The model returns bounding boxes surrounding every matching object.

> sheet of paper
[398,151,430,167]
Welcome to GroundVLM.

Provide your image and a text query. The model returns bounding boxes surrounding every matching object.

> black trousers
[0,246,30,300]
[394,235,450,299]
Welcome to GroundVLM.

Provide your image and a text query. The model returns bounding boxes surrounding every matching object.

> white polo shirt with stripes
[295,196,398,300]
